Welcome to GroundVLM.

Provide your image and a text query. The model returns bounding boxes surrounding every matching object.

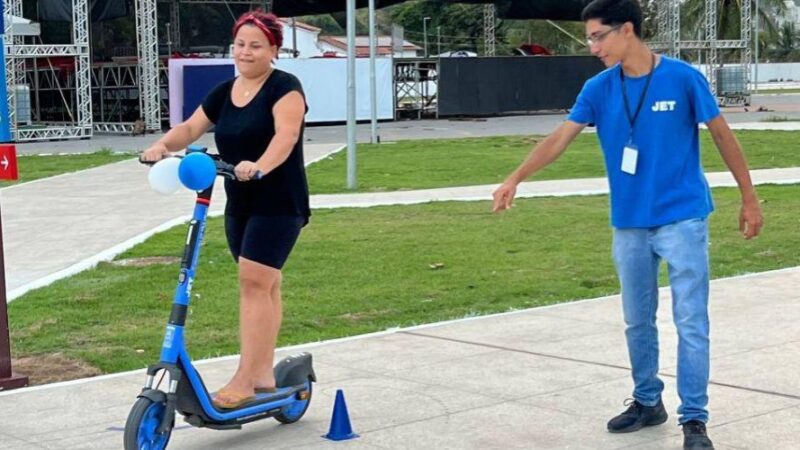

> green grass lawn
[0,150,135,188]
[760,115,800,123]
[307,130,800,194]
[9,185,799,376]
[755,88,800,94]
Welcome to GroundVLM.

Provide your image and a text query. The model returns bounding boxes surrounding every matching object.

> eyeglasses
[586,24,623,46]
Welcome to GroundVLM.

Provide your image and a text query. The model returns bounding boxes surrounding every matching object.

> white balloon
[148,157,182,195]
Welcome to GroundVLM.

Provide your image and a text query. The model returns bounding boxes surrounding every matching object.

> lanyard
[620,53,656,132]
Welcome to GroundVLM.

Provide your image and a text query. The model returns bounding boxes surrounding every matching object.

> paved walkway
[310,167,800,209]
[0,267,797,449]
[1,143,342,301]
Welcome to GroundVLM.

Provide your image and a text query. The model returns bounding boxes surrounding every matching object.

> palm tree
[680,0,787,41]
[770,21,799,61]
[678,0,788,64]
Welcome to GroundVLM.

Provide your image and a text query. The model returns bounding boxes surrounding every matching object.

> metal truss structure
[93,64,139,126]
[2,0,280,140]
[704,0,718,90]
[650,0,752,106]
[135,0,161,132]
[394,58,438,119]
[92,63,169,132]
[72,0,93,137]
[651,0,680,57]
[3,0,93,141]
[483,4,496,57]
[3,0,24,133]
[22,55,168,132]
[168,0,181,52]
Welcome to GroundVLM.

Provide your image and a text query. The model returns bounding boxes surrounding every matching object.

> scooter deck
[182,384,309,430]
[210,385,303,411]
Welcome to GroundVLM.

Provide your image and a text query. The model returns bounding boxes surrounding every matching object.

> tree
[768,21,799,61]
[387,1,488,55]
[678,0,788,64]
[296,14,346,35]
[639,0,660,40]
[680,0,787,41]
[387,1,591,56]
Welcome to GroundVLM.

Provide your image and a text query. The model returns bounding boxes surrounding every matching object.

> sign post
[0,179,28,390]
[0,5,28,390]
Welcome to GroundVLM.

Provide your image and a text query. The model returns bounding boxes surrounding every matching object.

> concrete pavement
[0,267,797,449]
[310,167,800,209]
[1,143,343,301]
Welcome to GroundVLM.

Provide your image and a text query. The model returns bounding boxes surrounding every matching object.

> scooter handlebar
[138,156,167,166]
[214,161,265,181]
[139,155,264,181]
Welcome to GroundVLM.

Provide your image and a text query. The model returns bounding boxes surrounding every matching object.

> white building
[7,15,40,36]
[317,36,421,57]
[278,19,323,58]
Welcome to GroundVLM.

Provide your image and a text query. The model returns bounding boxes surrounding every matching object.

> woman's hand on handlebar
[234,161,262,181]
[140,143,170,163]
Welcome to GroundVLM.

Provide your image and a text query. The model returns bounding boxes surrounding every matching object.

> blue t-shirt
[567,56,720,228]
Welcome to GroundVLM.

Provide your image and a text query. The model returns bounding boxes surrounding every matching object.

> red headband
[234,14,278,51]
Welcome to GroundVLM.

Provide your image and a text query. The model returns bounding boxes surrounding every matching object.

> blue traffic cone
[323,389,358,441]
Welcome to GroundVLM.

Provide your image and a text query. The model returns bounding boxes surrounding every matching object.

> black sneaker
[682,420,714,450]
[607,398,668,433]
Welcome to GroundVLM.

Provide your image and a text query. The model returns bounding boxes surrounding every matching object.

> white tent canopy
[7,15,41,36]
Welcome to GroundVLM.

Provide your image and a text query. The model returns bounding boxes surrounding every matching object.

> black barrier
[437,56,605,117]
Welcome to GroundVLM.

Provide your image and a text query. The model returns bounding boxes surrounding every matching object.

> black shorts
[224,215,306,270]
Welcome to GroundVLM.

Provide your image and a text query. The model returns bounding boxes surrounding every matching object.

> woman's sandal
[255,386,277,394]
[212,389,256,410]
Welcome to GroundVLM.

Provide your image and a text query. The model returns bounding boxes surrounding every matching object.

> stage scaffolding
[2,0,258,141]
[4,0,758,141]
[394,58,438,119]
[4,0,93,141]
[650,0,753,106]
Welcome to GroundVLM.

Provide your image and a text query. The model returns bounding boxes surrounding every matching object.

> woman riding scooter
[141,9,310,410]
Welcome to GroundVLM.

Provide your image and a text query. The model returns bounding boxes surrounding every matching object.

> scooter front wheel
[123,397,174,450]
[275,378,313,424]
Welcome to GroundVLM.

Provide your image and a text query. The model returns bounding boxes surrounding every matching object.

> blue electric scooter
[124,146,316,450]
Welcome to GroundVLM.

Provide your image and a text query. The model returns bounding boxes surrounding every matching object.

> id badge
[621,142,638,175]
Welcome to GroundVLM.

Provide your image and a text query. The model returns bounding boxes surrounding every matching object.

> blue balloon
[178,152,217,191]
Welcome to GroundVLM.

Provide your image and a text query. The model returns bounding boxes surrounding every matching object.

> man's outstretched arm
[492,120,586,212]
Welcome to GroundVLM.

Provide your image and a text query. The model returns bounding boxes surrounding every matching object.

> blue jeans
[612,218,710,424]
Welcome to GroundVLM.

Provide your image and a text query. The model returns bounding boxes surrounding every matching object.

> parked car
[515,44,553,56]
[438,50,477,57]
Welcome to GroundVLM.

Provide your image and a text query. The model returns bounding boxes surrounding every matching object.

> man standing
[492,1,763,449]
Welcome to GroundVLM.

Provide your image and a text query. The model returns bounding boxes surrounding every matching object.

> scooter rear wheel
[275,378,313,424]
[123,397,174,450]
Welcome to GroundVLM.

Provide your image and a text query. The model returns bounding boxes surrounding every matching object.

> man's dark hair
[581,0,643,38]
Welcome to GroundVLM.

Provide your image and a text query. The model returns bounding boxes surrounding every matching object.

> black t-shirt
[202,69,310,220]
